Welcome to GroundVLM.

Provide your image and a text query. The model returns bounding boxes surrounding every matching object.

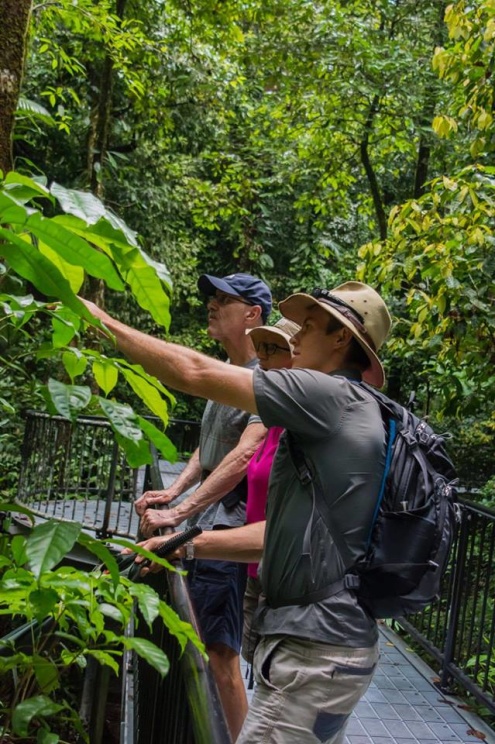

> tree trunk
[413,0,449,198]
[0,0,32,175]
[87,0,127,199]
[360,94,388,241]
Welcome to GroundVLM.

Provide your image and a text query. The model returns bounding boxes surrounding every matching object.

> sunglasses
[254,341,290,357]
[207,292,252,307]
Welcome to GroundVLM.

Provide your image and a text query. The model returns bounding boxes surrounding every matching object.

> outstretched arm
[81,299,257,414]
[139,423,266,535]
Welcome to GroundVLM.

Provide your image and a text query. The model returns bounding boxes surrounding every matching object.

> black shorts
[186,557,247,653]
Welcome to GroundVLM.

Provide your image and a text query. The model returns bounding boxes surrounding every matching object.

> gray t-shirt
[193,358,261,530]
[253,366,385,647]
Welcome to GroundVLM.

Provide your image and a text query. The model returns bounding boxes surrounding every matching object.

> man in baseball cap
[198,273,272,322]
[135,271,272,739]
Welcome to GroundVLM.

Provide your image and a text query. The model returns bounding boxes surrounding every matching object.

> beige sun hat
[278,282,392,387]
[247,317,300,350]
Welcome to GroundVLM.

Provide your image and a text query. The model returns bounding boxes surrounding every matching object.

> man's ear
[335,326,353,348]
[245,304,263,325]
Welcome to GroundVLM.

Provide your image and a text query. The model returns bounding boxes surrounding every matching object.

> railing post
[98,440,120,539]
[439,506,469,692]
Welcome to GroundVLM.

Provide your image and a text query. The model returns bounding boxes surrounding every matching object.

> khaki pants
[238,634,379,744]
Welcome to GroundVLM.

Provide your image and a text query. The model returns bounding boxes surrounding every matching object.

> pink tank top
[246,427,284,577]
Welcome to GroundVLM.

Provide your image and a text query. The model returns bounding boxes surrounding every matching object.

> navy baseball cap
[198,273,272,321]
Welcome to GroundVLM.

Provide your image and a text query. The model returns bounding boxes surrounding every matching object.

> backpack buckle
[344,574,361,590]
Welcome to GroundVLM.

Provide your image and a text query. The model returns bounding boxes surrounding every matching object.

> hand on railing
[135,488,178,515]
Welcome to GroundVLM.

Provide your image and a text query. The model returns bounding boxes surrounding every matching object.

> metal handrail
[127,448,231,744]
[398,496,495,717]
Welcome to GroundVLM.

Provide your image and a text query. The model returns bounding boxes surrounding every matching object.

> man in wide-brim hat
[81,280,392,744]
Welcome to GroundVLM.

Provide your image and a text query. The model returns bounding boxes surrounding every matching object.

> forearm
[174,424,266,522]
[167,448,201,499]
[194,521,265,562]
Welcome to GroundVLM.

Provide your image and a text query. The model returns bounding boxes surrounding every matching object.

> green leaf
[47,378,92,421]
[0,502,35,525]
[78,532,120,587]
[0,227,93,319]
[137,416,177,462]
[26,521,81,579]
[105,240,171,328]
[122,636,170,677]
[98,399,143,442]
[127,582,161,627]
[62,350,87,381]
[12,695,63,737]
[51,311,80,348]
[11,534,28,565]
[32,655,60,694]
[37,728,59,744]
[38,239,85,293]
[25,212,124,291]
[29,588,60,620]
[92,358,119,395]
[120,367,169,426]
[114,432,152,468]
[85,649,120,676]
[50,182,107,224]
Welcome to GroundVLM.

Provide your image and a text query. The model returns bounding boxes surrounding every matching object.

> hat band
[313,294,377,353]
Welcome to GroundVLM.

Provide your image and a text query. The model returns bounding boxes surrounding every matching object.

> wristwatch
[184,541,195,561]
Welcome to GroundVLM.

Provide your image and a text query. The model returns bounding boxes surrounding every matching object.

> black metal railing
[124,449,231,744]
[398,497,495,717]
[15,411,200,539]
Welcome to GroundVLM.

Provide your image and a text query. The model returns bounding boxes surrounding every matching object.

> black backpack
[288,382,459,619]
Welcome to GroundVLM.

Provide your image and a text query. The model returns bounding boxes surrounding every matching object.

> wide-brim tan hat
[279,282,392,388]
[247,317,300,350]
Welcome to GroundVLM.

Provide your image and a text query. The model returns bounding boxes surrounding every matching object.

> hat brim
[197,274,243,298]
[246,326,293,348]
[279,293,385,388]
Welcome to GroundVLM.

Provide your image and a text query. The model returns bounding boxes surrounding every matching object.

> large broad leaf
[137,416,177,462]
[122,636,170,677]
[0,191,31,222]
[38,239,85,293]
[47,378,92,422]
[26,521,81,580]
[50,182,107,224]
[108,242,171,328]
[0,228,93,319]
[3,171,51,204]
[24,212,124,291]
[12,695,63,737]
[50,183,139,250]
[120,367,169,426]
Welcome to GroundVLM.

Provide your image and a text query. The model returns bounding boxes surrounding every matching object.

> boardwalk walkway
[242,624,495,744]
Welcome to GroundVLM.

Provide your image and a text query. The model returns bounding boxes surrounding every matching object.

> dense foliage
[0,0,494,481]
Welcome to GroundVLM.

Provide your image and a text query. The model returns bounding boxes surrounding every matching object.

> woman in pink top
[242,317,299,663]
